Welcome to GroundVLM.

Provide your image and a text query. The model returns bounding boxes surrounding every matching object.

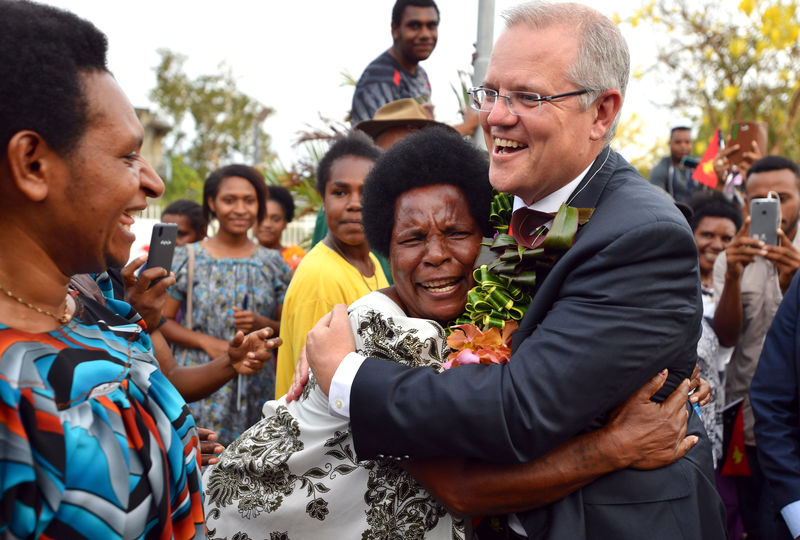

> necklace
[327,241,380,292]
[0,283,73,324]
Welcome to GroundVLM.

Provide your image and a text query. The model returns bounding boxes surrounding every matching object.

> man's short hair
[502,1,629,143]
[0,0,109,157]
[687,191,743,232]
[670,126,692,139]
[391,0,440,27]
[163,199,207,237]
[316,131,382,195]
[745,155,800,184]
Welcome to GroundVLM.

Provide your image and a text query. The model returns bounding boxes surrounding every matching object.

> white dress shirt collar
[512,162,593,213]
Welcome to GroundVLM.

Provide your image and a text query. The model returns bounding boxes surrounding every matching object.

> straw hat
[355,98,453,139]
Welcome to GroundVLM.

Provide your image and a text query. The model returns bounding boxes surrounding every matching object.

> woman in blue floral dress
[162,164,291,443]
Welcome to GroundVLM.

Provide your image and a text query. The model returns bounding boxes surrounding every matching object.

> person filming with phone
[713,155,800,540]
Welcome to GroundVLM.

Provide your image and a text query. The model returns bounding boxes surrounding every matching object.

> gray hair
[502,1,630,143]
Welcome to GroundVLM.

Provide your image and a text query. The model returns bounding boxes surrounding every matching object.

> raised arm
[713,217,763,347]
[150,327,280,403]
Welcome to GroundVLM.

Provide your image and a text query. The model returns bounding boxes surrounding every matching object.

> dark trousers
[733,445,792,540]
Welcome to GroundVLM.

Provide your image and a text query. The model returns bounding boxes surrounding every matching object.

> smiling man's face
[392,5,439,65]
[480,24,601,204]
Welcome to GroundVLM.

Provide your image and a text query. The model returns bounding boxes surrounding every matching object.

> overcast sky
[42,0,673,164]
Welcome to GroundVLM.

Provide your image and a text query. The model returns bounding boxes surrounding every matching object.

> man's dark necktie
[509,208,556,249]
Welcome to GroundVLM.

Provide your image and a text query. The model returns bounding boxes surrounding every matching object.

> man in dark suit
[751,270,800,540]
[305,2,726,538]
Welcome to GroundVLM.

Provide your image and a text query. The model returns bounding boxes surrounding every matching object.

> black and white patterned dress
[696,285,733,467]
[203,291,466,540]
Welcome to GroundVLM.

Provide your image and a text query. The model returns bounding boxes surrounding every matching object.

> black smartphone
[144,223,178,286]
[750,197,780,246]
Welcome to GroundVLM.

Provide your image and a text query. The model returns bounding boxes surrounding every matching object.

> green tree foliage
[149,49,274,202]
[162,156,203,203]
[262,153,322,222]
[617,0,800,160]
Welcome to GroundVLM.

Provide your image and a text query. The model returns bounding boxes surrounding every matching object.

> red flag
[692,128,722,188]
[721,401,752,476]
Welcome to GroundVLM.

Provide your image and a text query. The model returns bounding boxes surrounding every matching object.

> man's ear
[6,130,59,202]
[391,22,400,43]
[589,90,623,142]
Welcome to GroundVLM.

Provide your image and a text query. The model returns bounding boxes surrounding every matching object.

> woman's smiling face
[208,176,259,236]
[389,184,483,324]
[693,216,736,276]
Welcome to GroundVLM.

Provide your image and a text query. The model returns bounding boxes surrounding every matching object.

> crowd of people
[1,0,798,539]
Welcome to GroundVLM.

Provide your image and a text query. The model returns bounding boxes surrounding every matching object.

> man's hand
[232,307,262,334]
[286,346,310,402]
[305,304,355,396]
[606,370,697,470]
[197,427,225,466]
[122,255,175,332]
[737,139,764,179]
[713,140,763,185]
[713,144,740,187]
[228,327,281,374]
[725,217,766,281]
[765,228,800,292]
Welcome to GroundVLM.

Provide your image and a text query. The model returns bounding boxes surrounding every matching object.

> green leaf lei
[451,191,593,331]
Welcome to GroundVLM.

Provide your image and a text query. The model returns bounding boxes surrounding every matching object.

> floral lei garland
[443,191,593,369]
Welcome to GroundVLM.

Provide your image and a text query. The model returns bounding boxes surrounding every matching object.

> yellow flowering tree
[619,0,800,160]
[613,112,665,177]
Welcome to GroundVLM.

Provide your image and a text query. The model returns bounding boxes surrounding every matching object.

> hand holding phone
[727,122,767,167]
[145,223,178,287]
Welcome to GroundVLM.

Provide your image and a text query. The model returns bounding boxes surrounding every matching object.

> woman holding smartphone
[161,164,292,443]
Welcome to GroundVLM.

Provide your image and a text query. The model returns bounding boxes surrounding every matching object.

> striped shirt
[350,51,431,125]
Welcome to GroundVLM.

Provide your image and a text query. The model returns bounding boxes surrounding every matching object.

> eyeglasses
[468,87,594,116]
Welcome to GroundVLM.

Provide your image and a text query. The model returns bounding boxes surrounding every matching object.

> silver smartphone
[144,223,178,286]
[750,197,780,246]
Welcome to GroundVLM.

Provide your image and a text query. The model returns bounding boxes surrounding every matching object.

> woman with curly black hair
[203,128,699,539]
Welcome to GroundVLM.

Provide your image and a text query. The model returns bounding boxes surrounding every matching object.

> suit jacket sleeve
[350,218,700,462]
[751,271,800,510]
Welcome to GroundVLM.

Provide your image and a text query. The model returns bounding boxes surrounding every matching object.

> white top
[204,291,464,539]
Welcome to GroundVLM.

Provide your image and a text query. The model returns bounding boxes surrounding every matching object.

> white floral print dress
[203,291,466,540]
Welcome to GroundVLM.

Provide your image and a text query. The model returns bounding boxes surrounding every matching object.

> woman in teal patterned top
[161,165,292,444]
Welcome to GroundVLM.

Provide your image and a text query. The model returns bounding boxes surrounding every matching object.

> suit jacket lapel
[511,146,618,353]
[566,146,615,209]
